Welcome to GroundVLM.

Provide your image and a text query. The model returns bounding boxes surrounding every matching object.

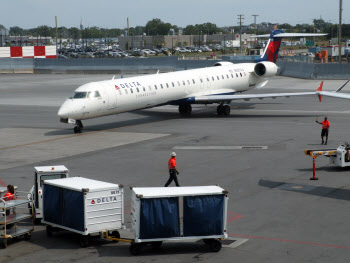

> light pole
[338,0,342,64]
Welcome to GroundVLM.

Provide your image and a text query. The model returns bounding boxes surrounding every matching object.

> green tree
[145,18,171,35]
[10,26,23,36]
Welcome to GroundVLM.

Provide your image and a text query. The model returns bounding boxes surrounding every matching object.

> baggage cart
[127,186,228,255]
[41,177,124,247]
[0,191,34,248]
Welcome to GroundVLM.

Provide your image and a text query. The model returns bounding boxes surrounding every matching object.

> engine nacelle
[254,61,278,77]
[213,62,234,67]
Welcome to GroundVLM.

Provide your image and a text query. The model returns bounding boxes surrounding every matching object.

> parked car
[178,48,190,53]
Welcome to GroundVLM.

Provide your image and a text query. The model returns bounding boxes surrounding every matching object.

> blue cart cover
[139,197,180,239]
[183,195,224,236]
[43,185,84,231]
[43,184,63,225]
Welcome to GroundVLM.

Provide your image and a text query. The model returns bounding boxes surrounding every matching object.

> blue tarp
[183,195,224,236]
[139,197,180,239]
[43,185,84,231]
[43,184,63,225]
[62,189,84,231]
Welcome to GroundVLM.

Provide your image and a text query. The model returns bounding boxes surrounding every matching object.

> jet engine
[213,62,234,66]
[254,61,278,78]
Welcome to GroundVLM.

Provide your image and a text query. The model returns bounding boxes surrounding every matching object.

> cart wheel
[46,225,53,237]
[203,238,212,245]
[129,243,143,255]
[24,233,31,241]
[1,239,7,249]
[150,241,162,249]
[111,231,120,243]
[209,239,222,252]
[79,236,89,248]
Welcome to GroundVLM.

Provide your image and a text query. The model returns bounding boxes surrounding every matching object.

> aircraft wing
[251,33,327,38]
[316,91,350,100]
[194,92,316,103]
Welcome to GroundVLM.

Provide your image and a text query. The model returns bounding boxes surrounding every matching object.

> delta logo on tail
[254,30,327,63]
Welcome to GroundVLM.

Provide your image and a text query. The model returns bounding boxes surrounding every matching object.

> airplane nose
[58,104,71,118]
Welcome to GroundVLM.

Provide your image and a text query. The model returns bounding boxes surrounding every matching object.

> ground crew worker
[165,152,180,187]
[3,185,15,201]
[316,117,330,145]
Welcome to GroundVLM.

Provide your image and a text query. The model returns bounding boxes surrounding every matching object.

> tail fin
[256,30,285,63]
[317,81,323,102]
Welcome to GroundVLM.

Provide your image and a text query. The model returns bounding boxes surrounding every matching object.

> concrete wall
[0,57,350,79]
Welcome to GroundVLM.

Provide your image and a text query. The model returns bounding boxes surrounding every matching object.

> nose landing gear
[73,120,84,133]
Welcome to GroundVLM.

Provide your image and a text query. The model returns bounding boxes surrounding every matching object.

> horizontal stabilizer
[252,33,327,38]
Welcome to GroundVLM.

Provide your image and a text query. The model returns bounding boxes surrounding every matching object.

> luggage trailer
[104,186,229,255]
[41,177,125,247]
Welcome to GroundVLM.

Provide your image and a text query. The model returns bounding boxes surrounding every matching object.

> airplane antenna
[112,75,115,80]
[335,78,350,92]
[156,70,159,74]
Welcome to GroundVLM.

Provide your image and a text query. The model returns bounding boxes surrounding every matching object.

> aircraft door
[104,83,117,109]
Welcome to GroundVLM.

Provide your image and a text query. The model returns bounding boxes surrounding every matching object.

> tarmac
[1,74,350,262]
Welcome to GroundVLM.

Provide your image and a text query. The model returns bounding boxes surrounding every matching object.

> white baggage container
[129,186,228,254]
[42,177,124,246]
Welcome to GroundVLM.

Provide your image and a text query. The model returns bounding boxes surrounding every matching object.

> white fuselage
[58,63,265,121]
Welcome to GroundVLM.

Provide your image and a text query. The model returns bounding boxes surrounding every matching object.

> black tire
[79,236,89,248]
[24,233,31,241]
[185,104,192,114]
[209,239,222,252]
[223,105,230,116]
[129,243,143,255]
[150,241,162,249]
[46,225,53,237]
[203,238,212,245]
[74,126,79,133]
[217,105,224,116]
[1,239,7,249]
[111,231,120,243]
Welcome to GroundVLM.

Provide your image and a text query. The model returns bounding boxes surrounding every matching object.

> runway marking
[0,120,166,151]
[0,179,6,187]
[227,212,244,223]
[228,233,350,250]
[173,146,268,150]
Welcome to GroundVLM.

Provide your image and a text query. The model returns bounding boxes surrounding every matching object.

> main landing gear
[178,104,192,116]
[73,120,84,133]
[217,104,230,116]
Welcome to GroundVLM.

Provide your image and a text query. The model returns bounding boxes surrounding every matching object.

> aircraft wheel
[217,105,224,116]
[130,243,144,255]
[185,104,192,115]
[209,239,222,252]
[223,105,230,116]
[74,126,82,133]
[179,105,186,115]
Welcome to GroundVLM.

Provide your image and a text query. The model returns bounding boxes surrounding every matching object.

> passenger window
[183,81,185,85]
[172,82,175,87]
[118,90,122,95]
[125,89,128,94]
[177,81,180,86]
[130,88,133,93]
[244,72,246,76]
[207,78,209,81]
[149,86,152,91]
[226,74,229,78]
[187,80,190,85]
[154,85,157,90]
[231,74,234,78]
[221,75,224,79]
[200,79,203,83]
[217,76,219,80]
[160,84,163,89]
[192,79,195,84]
[136,88,139,92]
[240,73,242,77]
[236,73,238,77]
[212,76,215,81]
[143,87,146,91]
[166,83,169,88]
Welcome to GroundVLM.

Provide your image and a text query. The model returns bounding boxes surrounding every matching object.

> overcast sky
[2,0,348,29]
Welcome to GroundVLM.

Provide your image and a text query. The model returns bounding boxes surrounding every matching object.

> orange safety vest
[321,120,330,130]
[168,157,176,170]
[3,192,14,201]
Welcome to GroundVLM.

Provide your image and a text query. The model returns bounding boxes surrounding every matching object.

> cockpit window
[94,91,101,97]
[70,92,87,99]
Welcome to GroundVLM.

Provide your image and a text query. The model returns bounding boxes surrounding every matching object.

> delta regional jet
[58,30,326,133]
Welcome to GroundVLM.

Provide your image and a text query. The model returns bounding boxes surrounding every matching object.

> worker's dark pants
[165,169,180,187]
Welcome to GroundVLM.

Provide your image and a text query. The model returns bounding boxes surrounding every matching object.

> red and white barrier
[0,46,56,58]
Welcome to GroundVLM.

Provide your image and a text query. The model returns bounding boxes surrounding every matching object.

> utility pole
[127,17,130,53]
[252,14,258,47]
[338,0,342,64]
[237,14,244,54]
[55,16,58,58]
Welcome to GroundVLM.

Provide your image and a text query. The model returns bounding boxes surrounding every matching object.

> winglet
[316,81,323,102]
